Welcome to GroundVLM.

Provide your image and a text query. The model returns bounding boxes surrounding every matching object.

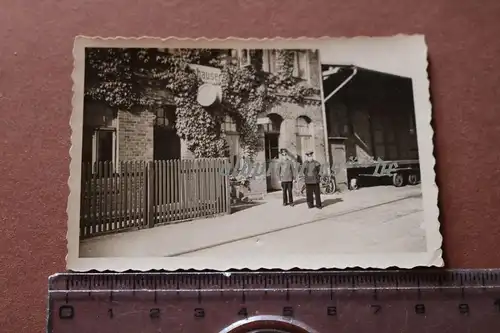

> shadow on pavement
[322,198,343,207]
[292,197,343,207]
[230,201,264,214]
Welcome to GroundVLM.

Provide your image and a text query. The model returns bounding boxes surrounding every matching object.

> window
[222,115,240,165]
[371,113,399,160]
[265,134,280,161]
[293,51,309,80]
[261,114,282,133]
[262,50,277,73]
[262,50,309,80]
[154,106,176,130]
[296,116,313,159]
[238,49,251,67]
[222,114,238,133]
[262,114,282,162]
[92,128,116,174]
[327,104,350,138]
[409,111,416,135]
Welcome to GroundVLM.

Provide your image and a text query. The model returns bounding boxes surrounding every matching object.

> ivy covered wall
[83,48,321,162]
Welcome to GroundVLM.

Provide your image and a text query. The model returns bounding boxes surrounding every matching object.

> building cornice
[275,94,322,106]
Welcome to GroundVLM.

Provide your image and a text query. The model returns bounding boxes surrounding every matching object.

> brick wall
[117,109,155,162]
[268,100,327,163]
[242,99,327,196]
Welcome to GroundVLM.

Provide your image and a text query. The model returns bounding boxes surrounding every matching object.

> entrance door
[154,127,181,161]
[92,128,116,176]
[264,133,280,191]
[329,139,348,191]
[153,106,181,161]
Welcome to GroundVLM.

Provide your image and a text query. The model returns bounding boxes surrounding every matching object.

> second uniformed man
[302,150,322,209]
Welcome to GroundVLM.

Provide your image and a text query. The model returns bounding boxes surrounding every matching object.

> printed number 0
[415,304,425,314]
[149,308,160,319]
[458,303,469,315]
[194,308,205,318]
[283,307,294,317]
[58,305,74,320]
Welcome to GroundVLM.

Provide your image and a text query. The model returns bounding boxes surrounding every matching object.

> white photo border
[67,35,442,271]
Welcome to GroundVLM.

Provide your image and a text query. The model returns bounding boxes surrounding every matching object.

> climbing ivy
[85,48,316,159]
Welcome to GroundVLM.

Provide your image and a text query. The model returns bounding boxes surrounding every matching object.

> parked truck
[346,158,420,189]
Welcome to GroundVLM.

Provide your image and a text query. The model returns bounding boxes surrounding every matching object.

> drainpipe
[324,67,358,104]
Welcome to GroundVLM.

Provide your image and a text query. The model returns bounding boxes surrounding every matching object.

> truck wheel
[349,177,359,190]
[392,172,406,187]
[408,173,419,185]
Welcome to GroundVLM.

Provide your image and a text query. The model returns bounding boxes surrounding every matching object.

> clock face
[197,83,219,107]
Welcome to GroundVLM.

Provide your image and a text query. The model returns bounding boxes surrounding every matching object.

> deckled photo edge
[415,35,445,267]
[66,38,85,268]
[67,35,442,272]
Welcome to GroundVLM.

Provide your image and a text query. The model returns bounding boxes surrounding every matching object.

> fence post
[147,161,155,228]
[224,158,232,214]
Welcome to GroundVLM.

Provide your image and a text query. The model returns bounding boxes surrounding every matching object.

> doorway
[264,133,280,191]
[153,106,181,161]
[329,139,348,191]
[154,127,181,160]
[262,113,283,192]
[92,127,116,175]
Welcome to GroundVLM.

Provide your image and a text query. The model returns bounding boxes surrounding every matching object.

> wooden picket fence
[79,158,231,239]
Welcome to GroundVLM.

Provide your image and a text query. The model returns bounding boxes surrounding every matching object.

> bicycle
[292,176,306,198]
[320,173,337,195]
[292,173,337,197]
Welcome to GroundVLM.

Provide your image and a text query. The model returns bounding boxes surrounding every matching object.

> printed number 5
[494,299,500,311]
[327,306,337,316]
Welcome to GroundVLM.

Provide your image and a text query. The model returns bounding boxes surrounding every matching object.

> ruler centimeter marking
[48,269,500,333]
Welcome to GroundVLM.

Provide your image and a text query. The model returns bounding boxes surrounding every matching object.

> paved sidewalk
[80,185,424,258]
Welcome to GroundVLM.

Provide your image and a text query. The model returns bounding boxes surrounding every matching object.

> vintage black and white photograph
[67,36,442,271]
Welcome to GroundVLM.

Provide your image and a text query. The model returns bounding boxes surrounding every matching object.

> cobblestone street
[80,185,426,258]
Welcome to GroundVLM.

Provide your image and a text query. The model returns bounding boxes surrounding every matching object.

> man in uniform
[278,148,296,206]
[302,150,322,209]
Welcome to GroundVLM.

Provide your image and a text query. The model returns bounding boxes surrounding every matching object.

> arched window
[296,116,313,159]
[262,113,283,161]
[262,113,283,133]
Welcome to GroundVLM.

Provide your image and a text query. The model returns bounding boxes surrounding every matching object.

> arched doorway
[153,105,181,161]
[296,115,313,161]
[262,113,283,191]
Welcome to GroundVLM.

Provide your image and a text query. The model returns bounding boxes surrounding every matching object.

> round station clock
[197,83,220,107]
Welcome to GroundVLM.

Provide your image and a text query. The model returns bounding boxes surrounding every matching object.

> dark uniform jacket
[278,159,296,182]
[302,160,321,184]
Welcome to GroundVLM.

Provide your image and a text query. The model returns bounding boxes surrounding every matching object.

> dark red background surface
[1,0,500,331]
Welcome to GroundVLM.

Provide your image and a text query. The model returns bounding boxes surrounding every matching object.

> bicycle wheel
[321,176,336,194]
[294,178,306,197]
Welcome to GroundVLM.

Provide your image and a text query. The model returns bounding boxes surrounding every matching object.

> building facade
[322,65,420,191]
[82,49,328,199]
